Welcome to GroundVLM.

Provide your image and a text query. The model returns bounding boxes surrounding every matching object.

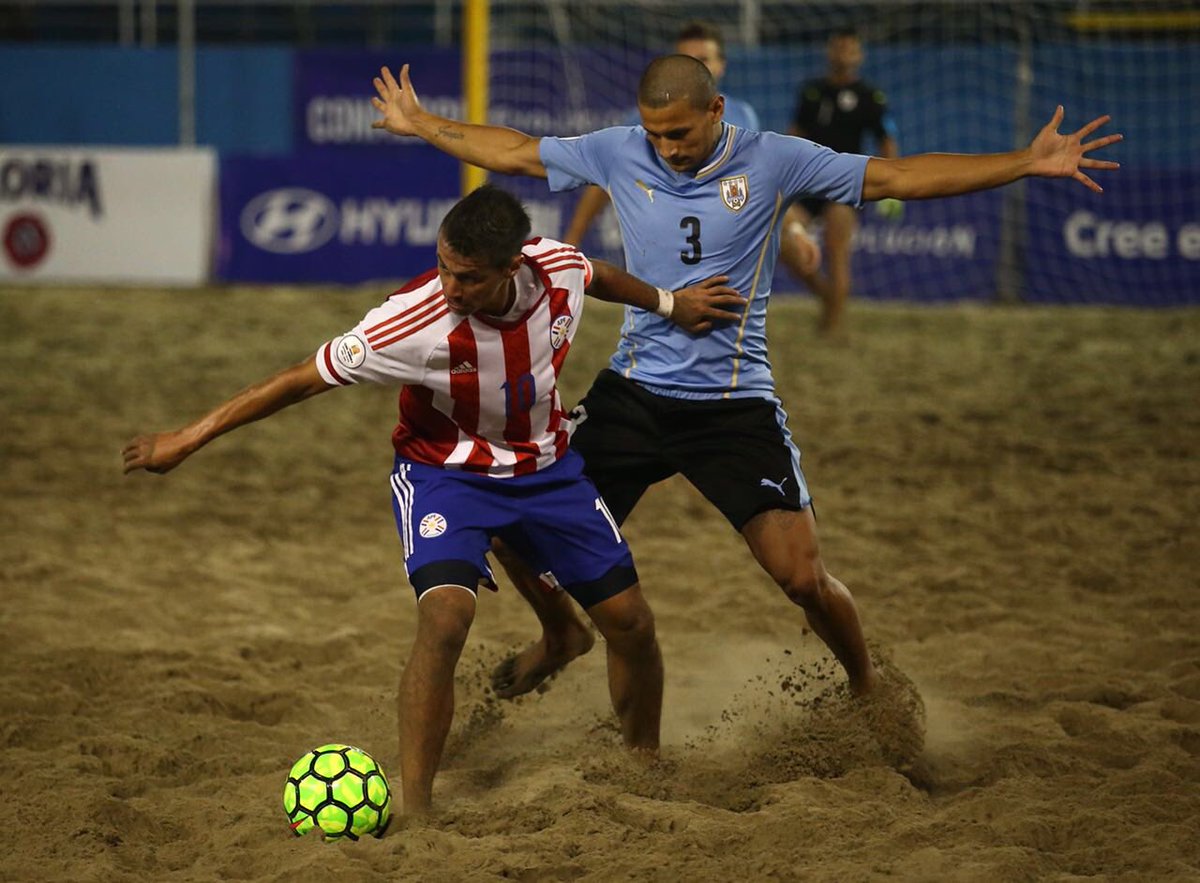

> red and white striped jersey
[315,238,593,478]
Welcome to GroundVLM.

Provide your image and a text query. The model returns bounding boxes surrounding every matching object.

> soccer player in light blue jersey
[563,22,822,292]
[372,55,1121,701]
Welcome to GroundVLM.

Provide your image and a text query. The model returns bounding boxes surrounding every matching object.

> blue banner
[217,151,458,283]
[217,152,569,284]
[539,188,1005,303]
[1023,170,1200,305]
[839,191,1003,301]
[294,48,462,151]
[294,46,641,151]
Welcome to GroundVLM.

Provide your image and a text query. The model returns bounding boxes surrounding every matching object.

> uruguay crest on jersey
[720,174,749,212]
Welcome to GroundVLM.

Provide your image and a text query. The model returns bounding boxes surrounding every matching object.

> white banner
[0,147,216,285]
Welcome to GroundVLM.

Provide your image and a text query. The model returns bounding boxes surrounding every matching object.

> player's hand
[670,276,746,334]
[121,431,193,475]
[874,197,904,221]
[1028,105,1122,193]
[371,64,423,137]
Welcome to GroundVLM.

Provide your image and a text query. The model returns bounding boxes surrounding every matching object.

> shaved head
[637,54,717,111]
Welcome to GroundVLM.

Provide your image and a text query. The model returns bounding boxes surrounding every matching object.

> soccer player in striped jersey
[371,55,1119,703]
[121,184,745,815]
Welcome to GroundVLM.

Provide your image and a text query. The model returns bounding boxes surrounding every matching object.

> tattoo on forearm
[436,126,464,142]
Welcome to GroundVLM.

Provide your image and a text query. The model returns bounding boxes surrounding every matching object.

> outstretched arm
[862,106,1121,201]
[371,64,547,178]
[122,357,332,475]
[586,260,746,334]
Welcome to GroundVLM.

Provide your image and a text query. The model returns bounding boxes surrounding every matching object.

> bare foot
[491,624,595,699]
[849,659,879,697]
[816,315,850,343]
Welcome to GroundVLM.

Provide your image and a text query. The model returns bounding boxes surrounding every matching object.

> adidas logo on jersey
[450,361,477,375]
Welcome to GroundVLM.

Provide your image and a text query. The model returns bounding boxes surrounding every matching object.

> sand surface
[1,287,1197,881]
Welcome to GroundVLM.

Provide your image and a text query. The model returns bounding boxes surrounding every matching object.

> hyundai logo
[241,188,338,254]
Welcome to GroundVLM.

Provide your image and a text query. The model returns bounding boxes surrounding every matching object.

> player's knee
[609,606,657,645]
[782,225,822,277]
[593,592,657,651]
[778,569,825,609]
[417,590,475,651]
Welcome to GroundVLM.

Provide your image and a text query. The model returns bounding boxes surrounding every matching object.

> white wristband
[654,287,675,319]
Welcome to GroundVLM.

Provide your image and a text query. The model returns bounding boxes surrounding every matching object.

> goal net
[485,0,1198,305]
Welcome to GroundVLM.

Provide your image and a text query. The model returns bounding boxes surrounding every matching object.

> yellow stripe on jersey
[606,182,641,377]
[726,190,784,397]
[620,305,639,377]
[695,125,738,181]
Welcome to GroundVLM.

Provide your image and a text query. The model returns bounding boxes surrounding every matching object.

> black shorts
[569,370,811,530]
[797,197,830,218]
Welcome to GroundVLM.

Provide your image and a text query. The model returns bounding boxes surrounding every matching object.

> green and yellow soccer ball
[283,743,392,840]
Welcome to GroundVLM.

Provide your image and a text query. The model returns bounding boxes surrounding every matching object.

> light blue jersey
[540,124,868,399]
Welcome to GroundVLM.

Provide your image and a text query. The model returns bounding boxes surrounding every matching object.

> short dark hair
[637,54,717,111]
[831,27,861,41]
[438,184,531,268]
[675,20,726,60]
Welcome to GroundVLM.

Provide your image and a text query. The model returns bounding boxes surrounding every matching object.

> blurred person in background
[564,20,823,282]
[788,28,901,336]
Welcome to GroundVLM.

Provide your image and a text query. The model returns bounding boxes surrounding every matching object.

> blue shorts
[389,450,637,609]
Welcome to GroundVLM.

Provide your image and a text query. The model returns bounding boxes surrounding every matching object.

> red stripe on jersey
[499,321,542,476]
[367,289,442,336]
[548,287,573,378]
[370,306,451,351]
[392,386,460,465]
[446,321,494,470]
[388,267,439,298]
[528,245,578,262]
[525,247,589,296]
[546,399,571,464]
[321,342,350,385]
[553,423,570,460]
[367,295,446,348]
[539,260,587,275]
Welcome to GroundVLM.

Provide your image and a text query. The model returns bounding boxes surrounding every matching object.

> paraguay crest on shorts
[719,174,749,212]
[419,513,447,538]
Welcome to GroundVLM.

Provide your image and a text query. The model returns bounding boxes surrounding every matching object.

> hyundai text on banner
[219,151,564,284]
[0,147,216,285]
[218,151,459,283]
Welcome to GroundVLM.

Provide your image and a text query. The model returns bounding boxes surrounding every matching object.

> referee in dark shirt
[785,29,899,336]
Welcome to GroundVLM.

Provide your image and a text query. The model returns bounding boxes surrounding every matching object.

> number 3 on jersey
[680,216,702,265]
